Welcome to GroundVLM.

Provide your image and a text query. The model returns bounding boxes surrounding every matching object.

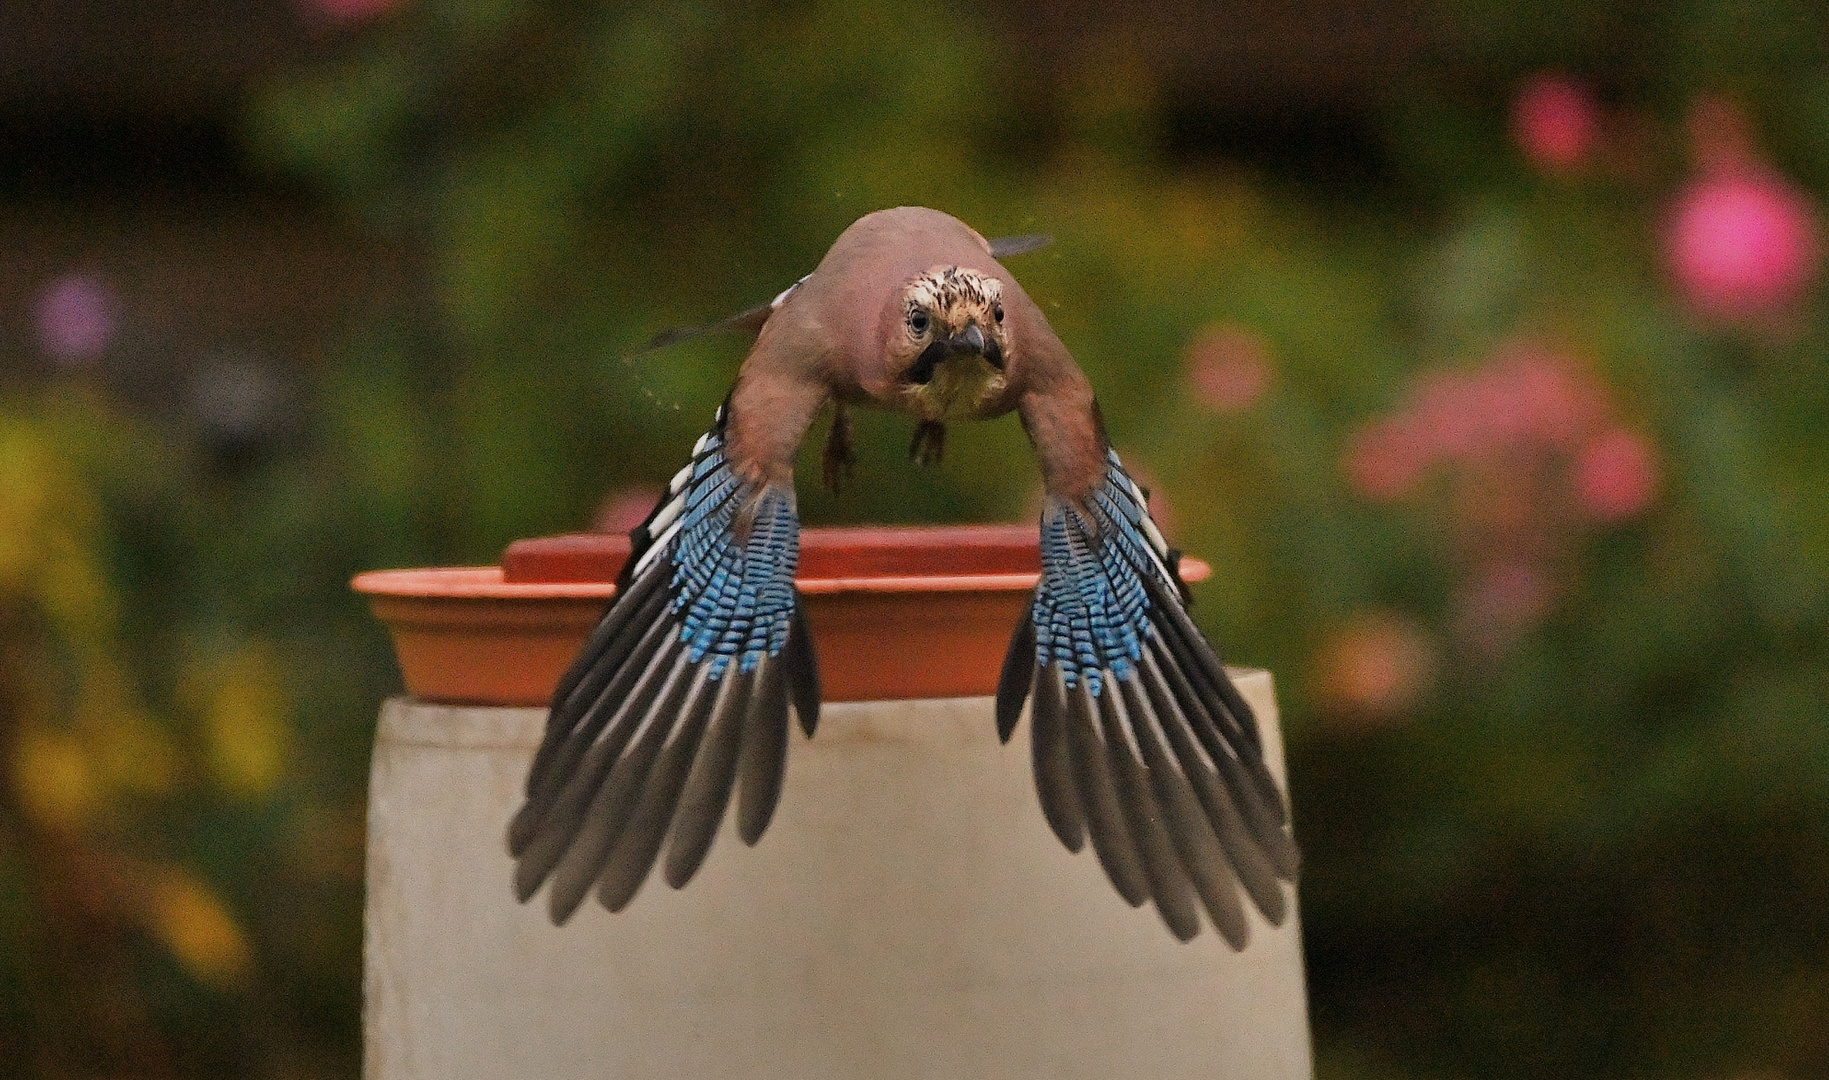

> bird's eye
[908,310,930,335]
[992,302,1004,324]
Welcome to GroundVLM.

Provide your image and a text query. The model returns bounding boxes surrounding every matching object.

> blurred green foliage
[7,0,1829,1075]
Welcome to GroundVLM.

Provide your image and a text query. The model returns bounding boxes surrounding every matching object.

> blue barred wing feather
[996,449,1299,946]
[508,401,817,924]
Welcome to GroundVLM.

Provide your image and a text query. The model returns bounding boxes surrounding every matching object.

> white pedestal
[364,671,1311,1079]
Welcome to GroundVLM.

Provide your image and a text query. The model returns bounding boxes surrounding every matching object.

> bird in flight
[507,207,1297,945]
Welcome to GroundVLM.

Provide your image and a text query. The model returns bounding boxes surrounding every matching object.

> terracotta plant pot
[352,524,1211,706]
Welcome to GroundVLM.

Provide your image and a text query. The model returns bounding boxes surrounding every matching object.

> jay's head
[889,265,1008,419]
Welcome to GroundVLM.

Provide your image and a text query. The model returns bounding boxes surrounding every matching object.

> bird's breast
[898,356,1008,421]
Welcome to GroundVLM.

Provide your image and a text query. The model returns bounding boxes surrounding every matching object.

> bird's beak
[962,322,1004,370]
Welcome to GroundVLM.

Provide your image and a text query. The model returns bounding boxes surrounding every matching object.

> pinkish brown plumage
[727,207,1104,496]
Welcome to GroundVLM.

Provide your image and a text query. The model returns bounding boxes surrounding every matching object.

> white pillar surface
[364,671,1311,1080]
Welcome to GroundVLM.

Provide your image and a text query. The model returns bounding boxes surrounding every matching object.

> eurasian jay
[508,206,1297,945]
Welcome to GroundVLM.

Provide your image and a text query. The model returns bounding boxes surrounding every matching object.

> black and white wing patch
[509,401,819,924]
[996,450,1299,946]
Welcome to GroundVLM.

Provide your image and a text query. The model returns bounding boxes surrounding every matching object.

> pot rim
[352,524,1210,600]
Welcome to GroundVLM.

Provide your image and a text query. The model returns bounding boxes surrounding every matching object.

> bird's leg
[822,401,854,494]
[910,421,946,468]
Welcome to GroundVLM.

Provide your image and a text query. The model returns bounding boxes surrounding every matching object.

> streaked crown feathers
[904,265,1002,329]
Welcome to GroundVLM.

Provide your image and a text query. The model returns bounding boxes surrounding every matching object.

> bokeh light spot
[1185,324,1273,414]
[33,273,120,366]
[149,870,254,988]
[1511,72,1601,173]
[1666,169,1822,321]
[1572,427,1660,522]
[1316,611,1435,726]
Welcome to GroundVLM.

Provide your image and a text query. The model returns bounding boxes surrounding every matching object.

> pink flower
[34,274,119,365]
[1665,168,1822,321]
[1511,73,1601,173]
[1344,417,1429,501]
[1498,345,1600,449]
[1571,428,1659,522]
[1412,369,1488,459]
[1185,325,1272,413]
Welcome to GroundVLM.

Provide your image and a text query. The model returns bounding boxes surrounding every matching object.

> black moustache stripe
[905,340,950,385]
[904,337,1001,385]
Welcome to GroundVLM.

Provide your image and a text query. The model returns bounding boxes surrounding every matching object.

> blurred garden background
[6,0,1829,1075]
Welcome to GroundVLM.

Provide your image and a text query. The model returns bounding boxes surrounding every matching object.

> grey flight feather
[663,666,757,889]
[1136,649,1287,925]
[995,607,1037,743]
[1120,675,1253,947]
[594,666,730,913]
[511,618,683,905]
[546,647,695,923]
[736,654,791,845]
[1062,679,1151,908]
[785,603,820,738]
[1029,665,1085,852]
[642,302,773,352]
[1096,686,1203,942]
[510,576,673,855]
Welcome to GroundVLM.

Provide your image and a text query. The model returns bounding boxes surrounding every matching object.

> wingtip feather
[786,602,820,738]
[995,612,1037,744]
[987,233,1053,259]
[662,669,754,890]
[1030,664,1085,852]
[736,656,790,846]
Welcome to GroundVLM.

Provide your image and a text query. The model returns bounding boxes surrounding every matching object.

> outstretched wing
[508,399,819,924]
[996,449,1298,946]
[987,233,1052,259]
[642,275,810,351]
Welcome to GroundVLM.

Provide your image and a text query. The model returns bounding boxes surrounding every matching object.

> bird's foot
[909,421,946,468]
